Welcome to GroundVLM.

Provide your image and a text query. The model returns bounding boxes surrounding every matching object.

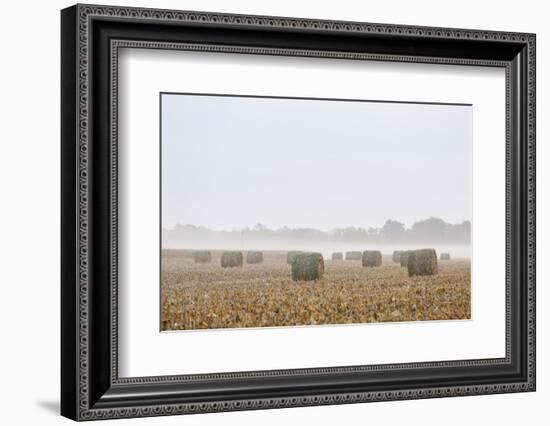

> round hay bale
[182,249,195,258]
[345,251,362,261]
[362,250,382,267]
[392,250,402,263]
[286,251,302,265]
[291,252,325,281]
[221,251,243,268]
[246,251,263,264]
[193,250,211,263]
[440,252,451,261]
[407,249,438,276]
[399,251,411,267]
[331,252,343,260]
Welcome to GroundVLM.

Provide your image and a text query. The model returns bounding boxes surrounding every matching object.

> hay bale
[440,252,451,261]
[362,250,382,267]
[182,249,195,258]
[407,249,438,276]
[331,252,343,260]
[221,251,243,268]
[286,251,302,265]
[246,251,263,264]
[345,251,362,261]
[392,250,402,263]
[399,251,411,267]
[291,252,325,281]
[193,250,211,263]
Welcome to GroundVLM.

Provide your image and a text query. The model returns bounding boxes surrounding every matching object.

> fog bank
[162,221,471,258]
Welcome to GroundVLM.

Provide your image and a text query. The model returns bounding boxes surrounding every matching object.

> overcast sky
[161,93,472,231]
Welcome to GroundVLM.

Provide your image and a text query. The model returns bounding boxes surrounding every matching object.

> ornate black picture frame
[61,4,536,421]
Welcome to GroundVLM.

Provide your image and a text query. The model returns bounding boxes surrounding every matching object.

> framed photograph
[61,4,536,421]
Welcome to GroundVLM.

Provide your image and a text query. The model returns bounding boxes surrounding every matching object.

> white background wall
[0,0,546,424]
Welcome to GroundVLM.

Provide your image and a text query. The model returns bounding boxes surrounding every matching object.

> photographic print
[160,93,472,331]
[61,6,536,418]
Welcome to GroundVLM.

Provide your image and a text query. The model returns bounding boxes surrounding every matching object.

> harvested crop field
[161,249,471,331]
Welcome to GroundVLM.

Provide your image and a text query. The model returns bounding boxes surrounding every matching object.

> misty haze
[161,93,472,331]
[162,218,471,258]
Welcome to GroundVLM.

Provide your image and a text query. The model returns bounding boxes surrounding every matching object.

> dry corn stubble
[161,250,471,330]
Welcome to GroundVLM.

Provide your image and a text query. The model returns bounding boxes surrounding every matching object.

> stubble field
[161,250,471,331]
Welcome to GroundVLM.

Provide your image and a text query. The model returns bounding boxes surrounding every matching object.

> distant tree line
[163,217,471,246]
